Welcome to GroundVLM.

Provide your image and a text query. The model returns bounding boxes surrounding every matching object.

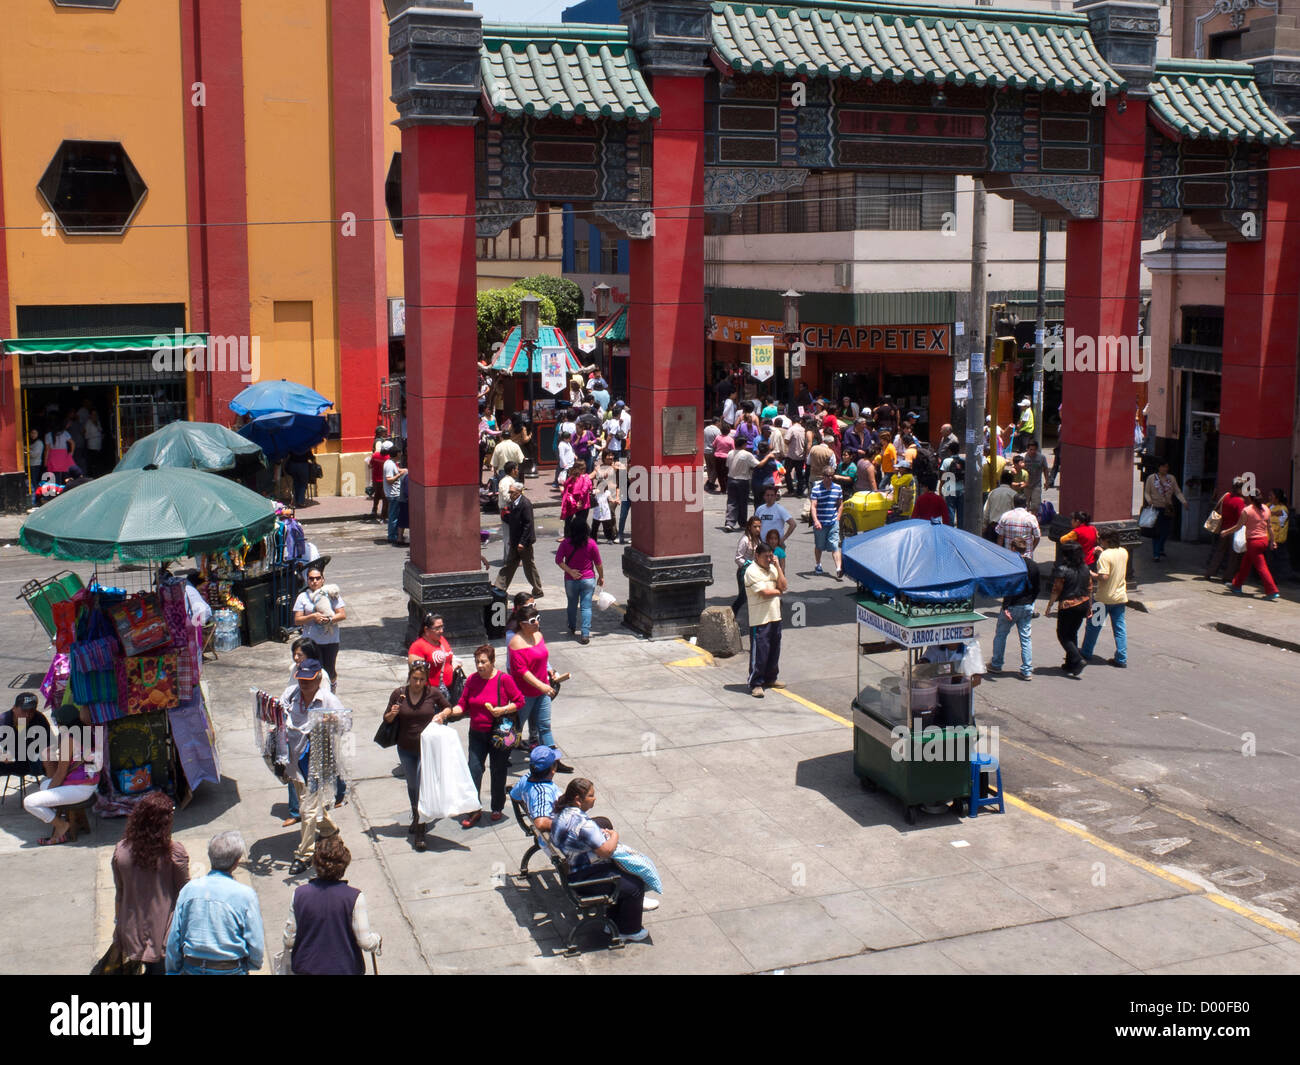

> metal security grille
[19,352,184,387]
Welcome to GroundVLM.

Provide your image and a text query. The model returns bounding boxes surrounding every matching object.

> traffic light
[990,337,1018,368]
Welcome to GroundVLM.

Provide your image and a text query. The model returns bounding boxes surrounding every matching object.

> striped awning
[592,305,627,343]
[1147,59,1293,145]
[2,333,208,355]
[709,1,1124,94]
[493,325,583,373]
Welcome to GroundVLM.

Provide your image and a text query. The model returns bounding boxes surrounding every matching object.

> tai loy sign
[750,335,775,381]
[717,317,950,356]
[856,604,975,648]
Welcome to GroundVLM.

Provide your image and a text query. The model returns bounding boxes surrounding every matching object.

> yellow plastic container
[842,491,889,536]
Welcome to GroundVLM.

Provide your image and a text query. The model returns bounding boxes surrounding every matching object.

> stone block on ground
[697,605,742,657]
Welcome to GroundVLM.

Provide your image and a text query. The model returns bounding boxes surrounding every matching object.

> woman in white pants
[24,706,101,845]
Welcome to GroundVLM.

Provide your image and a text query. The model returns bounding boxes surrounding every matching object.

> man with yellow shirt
[1081,530,1128,667]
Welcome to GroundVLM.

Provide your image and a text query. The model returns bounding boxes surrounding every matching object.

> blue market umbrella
[236,412,328,464]
[842,518,1029,602]
[230,379,332,417]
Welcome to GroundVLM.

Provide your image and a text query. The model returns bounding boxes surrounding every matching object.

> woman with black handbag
[378,660,449,851]
[432,645,522,829]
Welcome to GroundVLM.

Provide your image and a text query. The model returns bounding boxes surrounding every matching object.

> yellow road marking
[1000,735,1300,872]
[757,682,1300,945]
[668,637,715,668]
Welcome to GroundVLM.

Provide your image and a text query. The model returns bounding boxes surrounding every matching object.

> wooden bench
[57,794,96,842]
[511,798,624,956]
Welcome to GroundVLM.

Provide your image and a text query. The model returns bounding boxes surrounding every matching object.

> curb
[1214,620,1300,656]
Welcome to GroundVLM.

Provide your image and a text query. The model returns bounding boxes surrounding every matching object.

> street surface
[1,479,1299,974]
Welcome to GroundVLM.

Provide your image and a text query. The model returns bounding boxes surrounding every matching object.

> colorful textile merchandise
[253,688,289,780]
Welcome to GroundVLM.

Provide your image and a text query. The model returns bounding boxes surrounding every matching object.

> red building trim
[181,0,251,424]
[328,0,388,454]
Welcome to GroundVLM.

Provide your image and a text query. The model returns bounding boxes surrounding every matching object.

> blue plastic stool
[968,752,1005,817]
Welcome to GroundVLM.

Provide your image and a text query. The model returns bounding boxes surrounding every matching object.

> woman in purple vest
[282,836,382,975]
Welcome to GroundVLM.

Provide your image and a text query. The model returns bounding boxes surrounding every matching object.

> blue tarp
[230,380,332,417]
[236,412,327,464]
[842,518,1030,602]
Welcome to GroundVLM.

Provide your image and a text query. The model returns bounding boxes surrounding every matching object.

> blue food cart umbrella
[842,518,1029,602]
[236,412,328,464]
[230,379,332,417]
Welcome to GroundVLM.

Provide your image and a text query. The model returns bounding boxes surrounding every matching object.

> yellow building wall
[242,0,339,447]
[382,44,404,302]
[0,2,190,313]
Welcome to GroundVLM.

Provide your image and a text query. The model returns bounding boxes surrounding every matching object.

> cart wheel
[841,513,857,537]
[903,805,918,825]
[859,776,878,792]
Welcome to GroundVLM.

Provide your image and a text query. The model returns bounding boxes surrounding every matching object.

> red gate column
[1062,2,1159,528]
[1220,146,1300,498]
[389,0,491,642]
[620,0,714,636]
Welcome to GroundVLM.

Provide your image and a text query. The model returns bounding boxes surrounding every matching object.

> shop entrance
[1179,371,1221,542]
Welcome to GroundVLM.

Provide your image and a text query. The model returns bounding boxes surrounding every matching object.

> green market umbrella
[19,466,278,563]
[116,420,266,472]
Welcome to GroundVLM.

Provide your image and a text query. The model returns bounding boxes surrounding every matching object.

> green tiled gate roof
[480,23,660,120]
[1147,59,1292,145]
[709,1,1124,93]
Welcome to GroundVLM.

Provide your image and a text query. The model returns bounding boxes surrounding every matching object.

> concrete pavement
[1,479,1298,974]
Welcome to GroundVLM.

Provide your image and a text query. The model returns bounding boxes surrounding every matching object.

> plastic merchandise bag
[417,723,479,822]
[1232,525,1247,554]
[596,589,617,612]
[960,639,986,677]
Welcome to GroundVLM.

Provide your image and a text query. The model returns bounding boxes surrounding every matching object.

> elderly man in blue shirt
[166,831,264,974]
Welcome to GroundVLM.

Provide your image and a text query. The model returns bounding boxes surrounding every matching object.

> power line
[4,161,1293,233]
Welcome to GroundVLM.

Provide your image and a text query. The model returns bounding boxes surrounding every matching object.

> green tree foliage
[477,287,557,356]
[515,275,584,334]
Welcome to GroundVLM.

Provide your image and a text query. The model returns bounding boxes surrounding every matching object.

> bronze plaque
[662,406,698,457]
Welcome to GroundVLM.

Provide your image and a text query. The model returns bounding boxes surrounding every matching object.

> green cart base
[852,701,975,824]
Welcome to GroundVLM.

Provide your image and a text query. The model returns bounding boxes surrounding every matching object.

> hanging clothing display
[252,688,290,780]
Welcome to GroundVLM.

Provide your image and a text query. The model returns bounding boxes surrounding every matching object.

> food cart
[841,518,1029,823]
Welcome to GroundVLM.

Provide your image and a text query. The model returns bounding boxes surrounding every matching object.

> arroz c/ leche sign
[856,604,974,648]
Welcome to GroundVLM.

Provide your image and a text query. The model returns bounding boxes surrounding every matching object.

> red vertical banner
[1220,145,1300,499]
[0,95,16,476]
[627,74,707,559]
[1062,98,1145,523]
[401,123,481,575]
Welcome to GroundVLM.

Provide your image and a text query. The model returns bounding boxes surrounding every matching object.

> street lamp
[593,282,612,319]
[782,288,801,414]
[520,293,540,476]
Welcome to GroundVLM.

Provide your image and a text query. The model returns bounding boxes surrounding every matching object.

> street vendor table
[850,598,988,824]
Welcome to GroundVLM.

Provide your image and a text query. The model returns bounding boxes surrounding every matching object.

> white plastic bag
[596,589,617,612]
[960,639,986,677]
[417,723,479,822]
[1232,525,1247,554]
[1138,505,1158,530]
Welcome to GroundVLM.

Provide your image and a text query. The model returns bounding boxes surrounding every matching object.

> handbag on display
[124,652,179,715]
[109,594,171,655]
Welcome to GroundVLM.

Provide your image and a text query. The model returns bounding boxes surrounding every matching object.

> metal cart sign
[855,604,975,648]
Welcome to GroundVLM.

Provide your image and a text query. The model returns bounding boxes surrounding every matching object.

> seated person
[509,745,560,832]
[550,778,651,940]
[0,692,53,779]
[23,704,101,845]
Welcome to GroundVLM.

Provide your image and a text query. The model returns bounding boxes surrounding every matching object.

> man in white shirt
[284,658,346,875]
[491,435,524,474]
[617,403,631,455]
[383,449,406,545]
[703,417,722,492]
[744,543,787,697]
[556,431,576,485]
[602,411,624,457]
[722,394,738,428]
[754,486,796,546]
[725,443,760,531]
[495,461,519,563]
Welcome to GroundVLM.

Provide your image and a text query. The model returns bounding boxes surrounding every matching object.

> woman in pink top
[507,605,573,773]
[1227,494,1280,599]
[434,645,522,827]
[556,519,605,643]
[24,705,101,844]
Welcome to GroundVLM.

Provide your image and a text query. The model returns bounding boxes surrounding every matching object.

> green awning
[481,23,660,121]
[592,305,627,342]
[2,333,208,355]
[710,1,1124,94]
[1148,59,1293,145]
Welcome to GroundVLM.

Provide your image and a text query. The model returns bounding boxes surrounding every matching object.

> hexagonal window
[52,1,121,8]
[385,153,403,238]
[38,140,147,235]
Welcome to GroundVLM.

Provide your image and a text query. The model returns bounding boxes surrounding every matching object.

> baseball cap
[14,692,37,711]
[294,658,323,681]
[381,440,393,451]
[1018,398,1031,407]
[529,746,559,772]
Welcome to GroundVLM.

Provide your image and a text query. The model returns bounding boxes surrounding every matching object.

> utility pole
[1032,216,1047,454]
[961,178,988,535]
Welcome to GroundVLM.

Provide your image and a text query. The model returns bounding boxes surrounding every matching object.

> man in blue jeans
[744,543,787,697]
[1082,530,1129,667]
[990,543,1040,680]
